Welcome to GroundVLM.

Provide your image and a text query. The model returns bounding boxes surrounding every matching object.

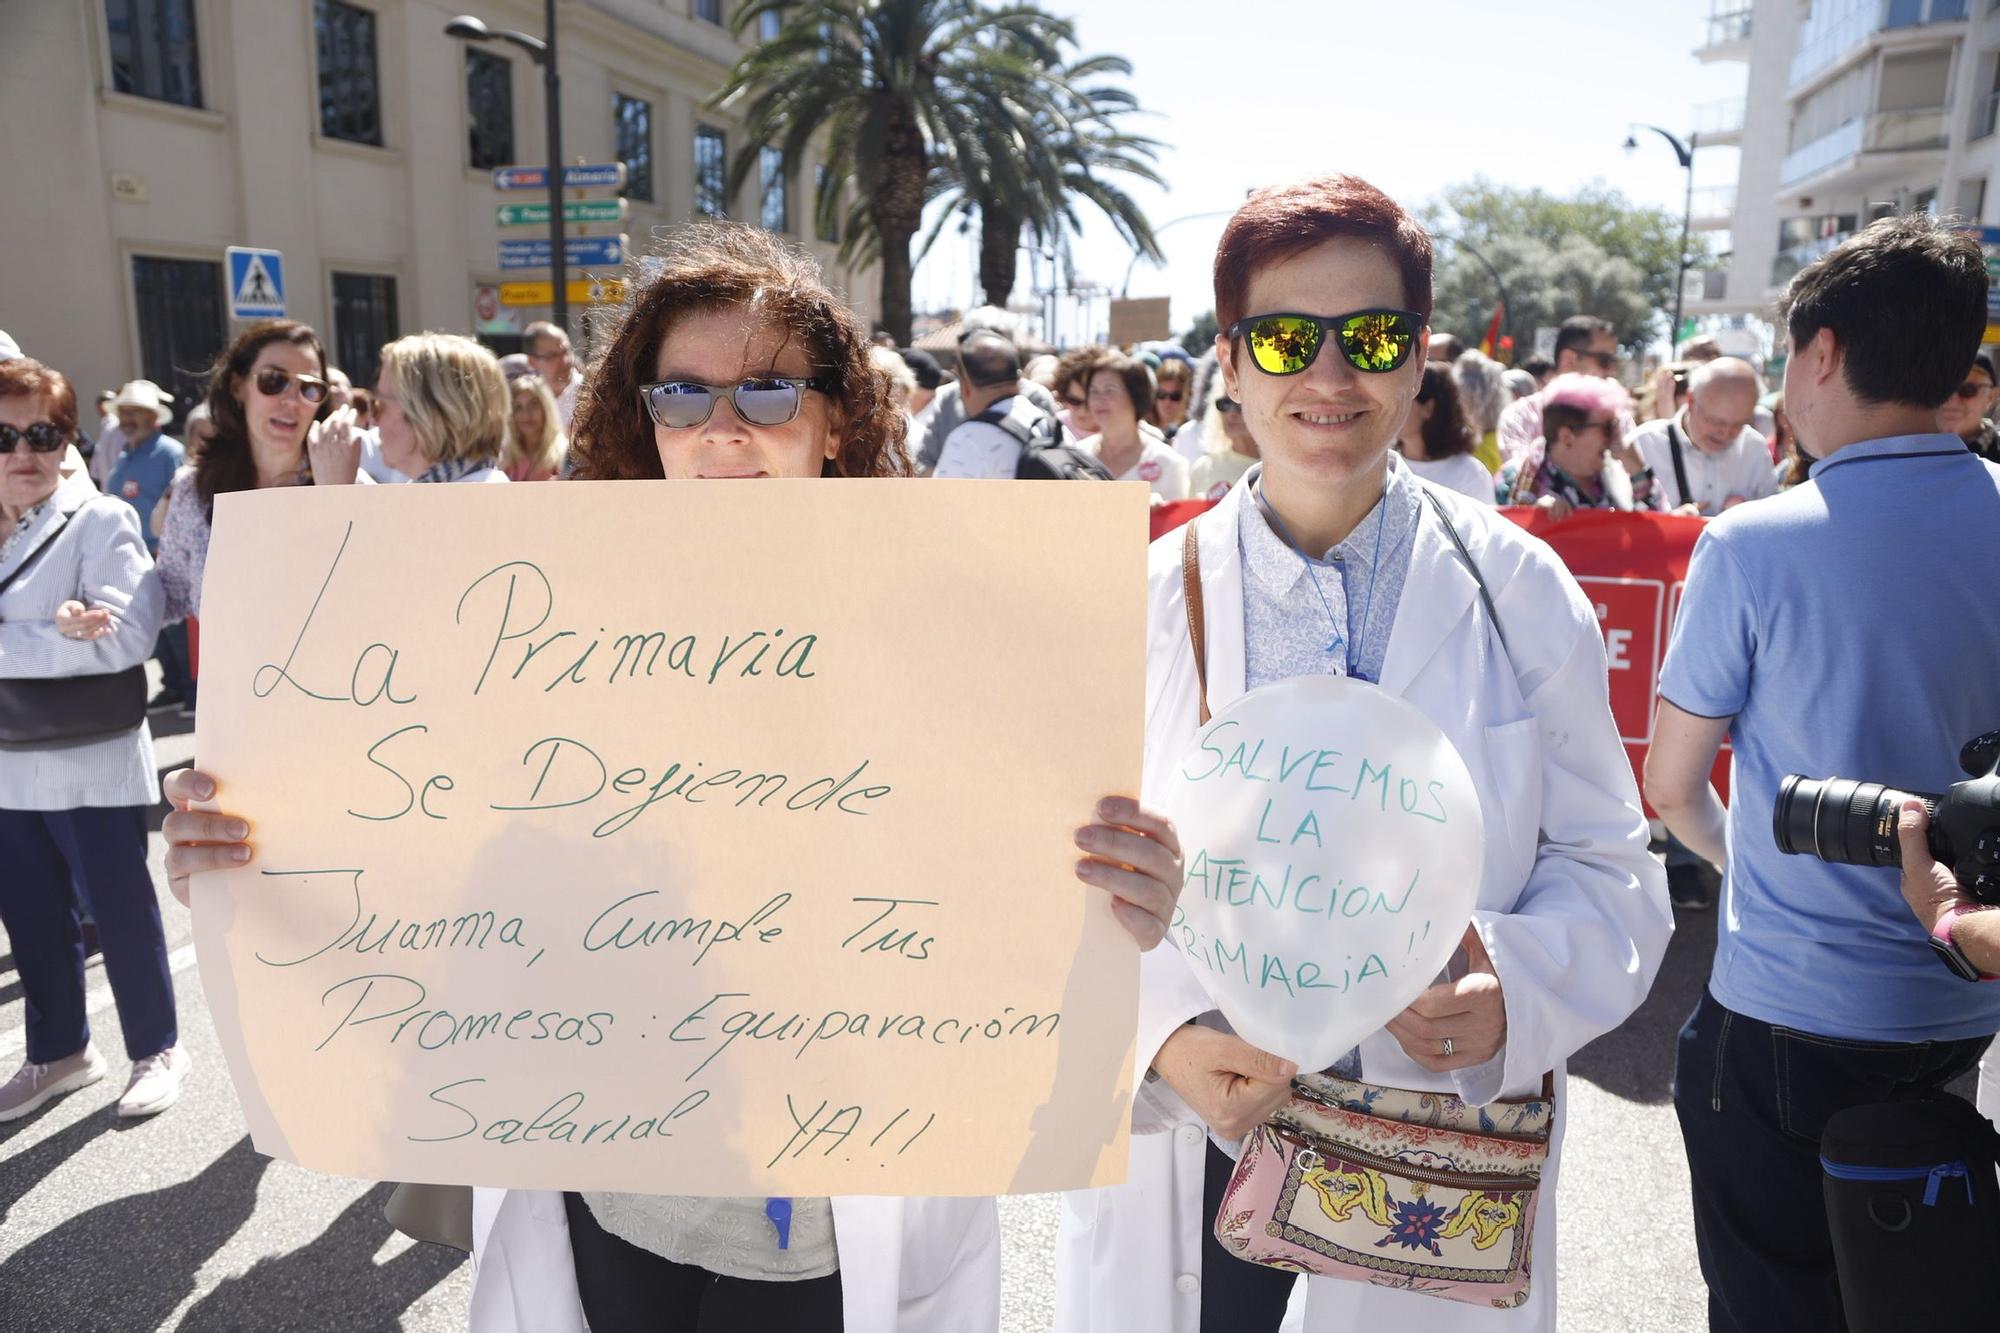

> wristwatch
[1929,904,2000,982]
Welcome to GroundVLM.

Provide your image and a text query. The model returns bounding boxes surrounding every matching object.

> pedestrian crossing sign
[226,246,286,319]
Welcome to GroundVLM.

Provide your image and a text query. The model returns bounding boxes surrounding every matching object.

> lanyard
[1253,466,1391,680]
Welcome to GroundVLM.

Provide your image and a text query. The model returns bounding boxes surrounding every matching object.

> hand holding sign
[1162,675,1483,1073]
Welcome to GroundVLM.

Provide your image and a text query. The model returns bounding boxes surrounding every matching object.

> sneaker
[1668,861,1717,911]
[0,1044,108,1122]
[117,1045,190,1118]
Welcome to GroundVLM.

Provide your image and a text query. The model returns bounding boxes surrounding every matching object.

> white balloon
[1161,675,1484,1073]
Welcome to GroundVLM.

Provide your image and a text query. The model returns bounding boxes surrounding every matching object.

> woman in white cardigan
[1054,177,1672,1333]
[0,357,182,1122]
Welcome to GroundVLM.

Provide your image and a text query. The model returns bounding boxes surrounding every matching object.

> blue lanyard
[1253,466,1391,680]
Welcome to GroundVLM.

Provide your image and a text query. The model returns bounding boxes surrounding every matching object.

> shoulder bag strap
[1665,420,1693,509]
[1180,517,1210,725]
[1421,490,1511,665]
[0,509,73,603]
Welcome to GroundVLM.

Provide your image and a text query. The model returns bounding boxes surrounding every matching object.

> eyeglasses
[640,376,835,430]
[1577,348,1617,371]
[1215,396,1242,414]
[1062,395,1088,410]
[1952,380,1991,399]
[1226,309,1423,377]
[1156,389,1185,403]
[0,421,67,453]
[255,367,330,404]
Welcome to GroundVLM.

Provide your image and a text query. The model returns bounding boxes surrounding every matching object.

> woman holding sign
[162,223,1183,1333]
[1053,177,1671,1332]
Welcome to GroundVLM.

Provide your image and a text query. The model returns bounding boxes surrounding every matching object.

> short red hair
[0,357,79,442]
[1212,175,1434,333]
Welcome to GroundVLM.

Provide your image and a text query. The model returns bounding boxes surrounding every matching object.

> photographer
[1642,214,2000,1331]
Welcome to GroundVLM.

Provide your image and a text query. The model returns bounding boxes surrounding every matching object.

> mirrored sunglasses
[255,367,330,404]
[0,421,67,453]
[640,376,834,430]
[1226,309,1423,377]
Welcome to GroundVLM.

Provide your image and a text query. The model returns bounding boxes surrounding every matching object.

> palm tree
[716,0,1081,343]
[946,54,1164,312]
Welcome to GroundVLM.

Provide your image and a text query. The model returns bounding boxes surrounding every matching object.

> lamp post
[447,4,567,332]
[1625,124,1698,353]
[1120,209,1241,298]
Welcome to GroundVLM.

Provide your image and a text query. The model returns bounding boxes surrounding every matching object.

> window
[315,0,382,146]
[105,0,203,108]
[466,49,513,170]
[758,8,784,40]
[696,0,722,23]
[760,147,790,232]
[131,256,224,415]
[814,164,839,243]
[331,272,399,390]
[616,93,654,204]
[695,125,728,218]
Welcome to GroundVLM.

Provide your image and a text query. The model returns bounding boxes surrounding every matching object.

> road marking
[0,943,199,1065]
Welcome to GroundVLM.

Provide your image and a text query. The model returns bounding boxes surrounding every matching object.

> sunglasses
[1156,389,1185,403]
[1579,348,1617,371]
[0,420,67,453]
[1952,380,1991,399]
[640,376,834,430]
[1062,395,1088,410]
[255,367,330,403]
[1227,309,1423,376]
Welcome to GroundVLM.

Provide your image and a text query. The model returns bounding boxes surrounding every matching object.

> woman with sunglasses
[155,320,360,631]
[1152,355,1193,440]
[161,222,1183,1333]
[1493,375,1662,521]
[0,358,188,1123]
[1186,353,1259,501]
[1054,175,1669,1333]
[1936,351,2000,463]
[1080,353,1190,503]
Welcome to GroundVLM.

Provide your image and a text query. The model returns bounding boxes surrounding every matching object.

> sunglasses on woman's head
[255,367,330,404]
[1226,309,1423,377]
[640,376,835,430]
[0,421,67,453]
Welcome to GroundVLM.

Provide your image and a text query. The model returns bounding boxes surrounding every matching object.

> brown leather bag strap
[1181,517,1210,725]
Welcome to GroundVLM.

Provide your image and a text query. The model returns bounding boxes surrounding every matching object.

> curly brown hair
[196,319,328,508]
[574,223,907,479]
[1052,346,1108,405]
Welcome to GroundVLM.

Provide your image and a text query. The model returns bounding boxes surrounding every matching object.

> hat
[112,379,174,425]
[0,329,18,362]
[898,348,947,391]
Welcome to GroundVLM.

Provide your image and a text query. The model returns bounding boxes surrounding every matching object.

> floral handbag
[1212,1071,1555,1309]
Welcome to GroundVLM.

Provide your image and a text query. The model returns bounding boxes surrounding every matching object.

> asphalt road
[4,704,1903,1331]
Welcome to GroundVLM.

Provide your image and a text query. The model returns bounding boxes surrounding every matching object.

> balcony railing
[1701,7,1754,48]
[1778,107,1948,185]
[1792,0,1968,89]
[1691,185,1738,218]
[1693,98,1747,137]
[1771,232,1855,288]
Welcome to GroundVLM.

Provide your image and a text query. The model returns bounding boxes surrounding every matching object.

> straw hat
[112,379,174,426]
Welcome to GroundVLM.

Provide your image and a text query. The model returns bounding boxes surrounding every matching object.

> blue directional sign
[499,234,626,271]
[226,246,286,318]
[491,163,628,191]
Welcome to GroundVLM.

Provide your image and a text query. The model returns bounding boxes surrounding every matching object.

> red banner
[1147,499,1725,811]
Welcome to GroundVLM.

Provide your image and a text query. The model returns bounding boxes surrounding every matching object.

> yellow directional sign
[498,279,627,307]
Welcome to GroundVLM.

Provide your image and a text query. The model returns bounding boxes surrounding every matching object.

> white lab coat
[1054,476,1672,1332]
[468,1188,999,1332]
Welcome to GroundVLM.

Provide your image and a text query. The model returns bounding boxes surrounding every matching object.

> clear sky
[910,0,1750,340]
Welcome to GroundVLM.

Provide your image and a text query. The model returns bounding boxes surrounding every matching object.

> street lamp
[1625,124,1698,353]
[447,6,567,332]
[1120,209,1241,298]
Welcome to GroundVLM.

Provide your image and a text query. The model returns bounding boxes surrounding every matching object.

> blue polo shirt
[1659,433,2000,1042]
[105,431,185,552]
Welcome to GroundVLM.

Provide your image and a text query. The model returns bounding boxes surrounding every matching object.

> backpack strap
[1181,517,1210,726]
[1422,489,1511,665]
[971,397,1038,450]
[1665,419,1694,510]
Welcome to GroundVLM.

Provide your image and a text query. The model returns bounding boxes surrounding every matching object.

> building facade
[1692,0,1981,328]
[0,0,870,414]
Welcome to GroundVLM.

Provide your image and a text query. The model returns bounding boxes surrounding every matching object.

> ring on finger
[1441,1036,1455,1058]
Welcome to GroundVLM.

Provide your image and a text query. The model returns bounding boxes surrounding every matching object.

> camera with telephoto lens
[1774,731,2000,906]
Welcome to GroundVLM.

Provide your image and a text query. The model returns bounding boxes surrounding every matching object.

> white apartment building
[0,0,870,414]
[1692,0,1989,332]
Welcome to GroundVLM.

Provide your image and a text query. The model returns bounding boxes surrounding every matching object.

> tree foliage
[1422,179,1717,352]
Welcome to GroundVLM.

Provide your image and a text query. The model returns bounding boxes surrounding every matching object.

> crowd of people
[1,168,1997,1333]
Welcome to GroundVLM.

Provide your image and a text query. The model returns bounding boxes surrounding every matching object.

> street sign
[496,199,629,227]
[499,279,628,306]
[499,234,625,270]
[226,246,286,319]
[491,163,628,191]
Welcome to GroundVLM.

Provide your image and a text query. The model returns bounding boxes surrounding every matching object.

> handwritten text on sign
[189,481,1146,1196]
[1161,676,1483,1073]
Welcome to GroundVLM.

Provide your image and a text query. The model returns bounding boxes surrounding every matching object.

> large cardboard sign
[190,481,1146,1196]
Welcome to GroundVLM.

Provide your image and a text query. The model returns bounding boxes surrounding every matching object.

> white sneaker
[117,1045,190,1118]
[0,1044,108,1122]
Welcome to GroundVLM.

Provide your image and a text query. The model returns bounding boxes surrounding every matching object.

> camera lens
[1774,776,1937,868]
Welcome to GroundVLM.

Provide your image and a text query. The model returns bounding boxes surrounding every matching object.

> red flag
[1479,302,1506,358]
